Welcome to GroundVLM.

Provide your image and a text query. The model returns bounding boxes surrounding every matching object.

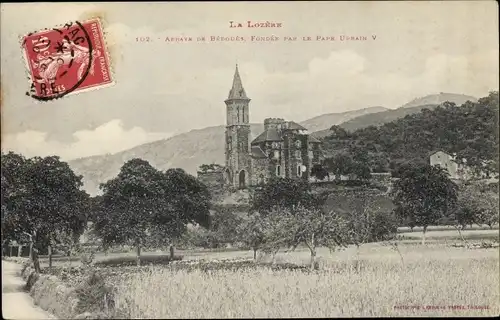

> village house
[429,150,473,180]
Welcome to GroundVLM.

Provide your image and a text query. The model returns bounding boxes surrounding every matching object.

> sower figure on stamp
[31,38,101,85]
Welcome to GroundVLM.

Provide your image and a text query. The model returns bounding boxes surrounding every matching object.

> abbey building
[200,65,322,189]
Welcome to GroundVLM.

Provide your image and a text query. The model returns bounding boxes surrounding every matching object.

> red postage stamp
[21,18,114,101]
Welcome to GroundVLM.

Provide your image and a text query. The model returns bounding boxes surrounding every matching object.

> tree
[260,206,351,270]
[93,159,211,266]
[205,205,244,248]
[1,152,28,245]
[236,213,265,260]
[456,181,499,230]
[321,92,499,180]
[250,177,324,214]
[198,163,224,173]
[1,152,89,272]
[347,201,398,248]
[392,163,458,245]
[329,125,349,139]
[351,161,372,181]
[324,153,354,180]
[311,164,329,181]
[162,168,211,255]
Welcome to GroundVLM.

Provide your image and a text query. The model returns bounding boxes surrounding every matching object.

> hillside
[320,92,498,175]
[299,106,387,132]
[69,108,384,195]
[68,93,483,196]
[400,93,477,109]
[313,104,436,138]
[313,93,478,137]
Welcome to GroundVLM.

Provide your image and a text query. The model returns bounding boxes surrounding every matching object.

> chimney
[264,118,285,131]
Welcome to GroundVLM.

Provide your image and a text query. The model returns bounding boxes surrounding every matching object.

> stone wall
[251,157,270,185]
[198,171,225,188]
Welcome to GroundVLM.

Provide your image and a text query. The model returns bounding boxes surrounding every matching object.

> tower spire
[228,64,248,100]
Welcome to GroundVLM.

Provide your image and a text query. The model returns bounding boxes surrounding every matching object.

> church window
[297,164,302,177]
[276,165,281,176]
[273,150,280,159]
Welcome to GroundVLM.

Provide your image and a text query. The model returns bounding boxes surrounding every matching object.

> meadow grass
[397,224,499,233]
[111,243,499,318]
[399,229,500,241]
[36,227,499,268]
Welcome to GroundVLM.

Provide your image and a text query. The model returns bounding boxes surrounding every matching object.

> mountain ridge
[399,92,477,109]
[311,93,478,137]
[68,107,386,195]
[67,93,478,195]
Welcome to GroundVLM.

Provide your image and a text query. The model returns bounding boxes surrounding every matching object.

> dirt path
[2,260,56,320]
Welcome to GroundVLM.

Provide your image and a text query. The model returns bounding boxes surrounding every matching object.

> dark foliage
[392,163,458,232]
[250,177,325,214]
[322,92,499,176]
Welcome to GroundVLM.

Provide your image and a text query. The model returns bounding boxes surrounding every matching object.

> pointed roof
[251,128,283,145]
[251,146,268,159]
[428,149,452,158]
[227,64,249,100]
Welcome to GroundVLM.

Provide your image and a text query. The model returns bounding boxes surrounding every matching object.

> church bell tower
[224,65,252,189]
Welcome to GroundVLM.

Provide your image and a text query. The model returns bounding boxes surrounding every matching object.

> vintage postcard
[1,1,499,319]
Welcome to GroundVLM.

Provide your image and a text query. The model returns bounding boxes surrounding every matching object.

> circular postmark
[23,21,94,101]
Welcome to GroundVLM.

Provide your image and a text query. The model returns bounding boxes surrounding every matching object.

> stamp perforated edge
[19,17,116,103]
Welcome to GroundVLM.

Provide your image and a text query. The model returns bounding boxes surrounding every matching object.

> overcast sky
[1,1,498,160]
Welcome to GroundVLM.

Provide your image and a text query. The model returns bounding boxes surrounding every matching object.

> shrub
[80,251,95,267]
[25,270,40,291]
[29,274,77,318]
[93,254,183,267]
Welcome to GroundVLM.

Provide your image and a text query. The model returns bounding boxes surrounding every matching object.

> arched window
[239,170,246,189]
[227,136,233,151]
[276,165,281,176]
[297,164,302,177]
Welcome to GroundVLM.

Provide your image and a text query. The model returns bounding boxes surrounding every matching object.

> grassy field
[36,227,499,268]
[111,243,499,318]
[397,224,499,233]
[31,227,499,318]
[399,229,500,241]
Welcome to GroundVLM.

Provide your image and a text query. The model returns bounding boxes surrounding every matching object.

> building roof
[251,128,283,144]
[251,146,268,158]
[428,149,450,157]
[284,121,307,131]
[227,64,249,100]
